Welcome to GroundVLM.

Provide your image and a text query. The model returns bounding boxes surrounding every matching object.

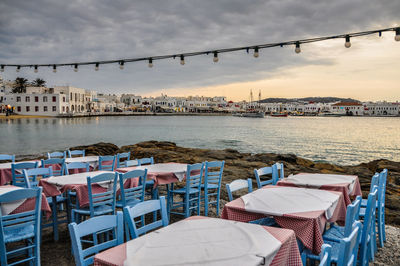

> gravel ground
[373,225,400,265]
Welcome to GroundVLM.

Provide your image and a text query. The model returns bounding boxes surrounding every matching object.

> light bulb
[295,42,301,54]
[148,58,153,68]
[74,64,78,72]
[344,35,351,48]
[180,55,185,65]
[95,63,99,71]
[395,28,400,41]
[16,66,20,72]
[34,65,38,73]
[253,47,259,58]
[0,65,4,72]
[119,61,124,70]
[213,52,218,63]
[53,65,57,73]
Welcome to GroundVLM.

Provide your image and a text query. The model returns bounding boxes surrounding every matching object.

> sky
[0,0,399,101]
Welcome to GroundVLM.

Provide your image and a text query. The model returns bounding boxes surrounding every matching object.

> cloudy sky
[0,0,399,101]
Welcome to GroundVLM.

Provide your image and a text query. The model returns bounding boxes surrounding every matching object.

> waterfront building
[363,101,400,116]
[120,94,142,109]
[330,102,363,116]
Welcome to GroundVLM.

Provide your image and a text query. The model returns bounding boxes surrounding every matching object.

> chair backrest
[337,221,362,266]
[123,196,169,239]
[118,170,147,208]
[359,187,377,266]
[369,173,379,193]
[23,167,53,188]
[87,172,118,217]
[378,169,387,207]
[204,161,224,190]
[226,178,253,202]
[343,197,361,237]
[68,212,124,266]
[99,155,116,171]
[274,162,284,180]
[254,164,279,188]
[0,154,15,162]
[47,151,66,159]
[65,162,90,174]
[42,158,65,176]
[116,152,131,168]
[68,149,85,158]
[186,163,204,191]
[0,188,42,265]
[319,244,331,266]
[137,157,154,165]
[126,160,140,167]
[11,162,39,187]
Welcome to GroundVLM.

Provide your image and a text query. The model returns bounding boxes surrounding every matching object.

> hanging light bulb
[213,52,219,63]
[295,42,301,54]
[74,64,78,72]
[148,58,153,68]
[344,35,351,48]
[16,66,20,72]
[119,61,125,70]
[53,65,57,73]
[95,63,99,71]
[180,55,185,65]
[253,47,259,58]
[34,65,38,73]
[0,65,4,72]
[395,28,400,41]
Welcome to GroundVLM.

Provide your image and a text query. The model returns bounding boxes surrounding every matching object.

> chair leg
[51,196,59,242]
[204,191,208,216]
[382,211,386,242]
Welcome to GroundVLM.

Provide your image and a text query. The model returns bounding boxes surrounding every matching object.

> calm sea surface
[0,116,399,165]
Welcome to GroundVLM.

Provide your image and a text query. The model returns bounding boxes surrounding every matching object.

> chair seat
[170,187,200,194]
[360,198,378,208]
[200,184,219,189]
[46,195,67,204]
[68,191,77,196]
[73,205,114,216]
[359,207,366,217]
[323,225,345,241]
[116,199,141,208]
[4,225,35,243]
[249,217,279,227]
[303,240,341,262]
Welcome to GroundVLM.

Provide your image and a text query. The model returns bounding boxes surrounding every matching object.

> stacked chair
[254,163,279,188]
[116,152,131,168]
[201,161,224,216]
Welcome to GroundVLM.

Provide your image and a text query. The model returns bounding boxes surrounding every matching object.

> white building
[330,102,363,116]
[363,101,400,116]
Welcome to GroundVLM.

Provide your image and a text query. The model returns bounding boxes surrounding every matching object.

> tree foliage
[12,77,29,93]
[31,78,46,87]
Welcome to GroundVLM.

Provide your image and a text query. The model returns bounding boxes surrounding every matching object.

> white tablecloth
[0,186,25,215]
[124,218,282,266]
[45,170,114,189]
[65,156,99,169]
[241,187,340,220]
[133,163,187,181]
[0,160,40,169]
[286,173,357,193]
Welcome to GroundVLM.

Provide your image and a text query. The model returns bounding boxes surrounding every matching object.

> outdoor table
[116,163,188,187]
[276,173,362,206]
[93,216,302,266]
[0,160,41,185]
[65,156,100,170]
[0,185,51,217]
[221,185,347,254]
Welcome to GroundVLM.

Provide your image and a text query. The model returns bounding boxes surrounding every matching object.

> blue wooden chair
[0,154,15,162]
[12,162,39,187]
[226,178,252,202]
[117,170,147,208]
[319,244,331,266]
[72,172,118,223]
[275,162,285,181]
[64,162,90,174]
[137,157,154,165]
[68,149,85,158]
[167,163,204,218]
[323,197,361,242]
[254,163,279,188]
[42,158,65,176]
[116,152,131,168]
[47,151,66,159]
[302,221,362,266]
[123,196,169,240]
[23,167,69,241]
[201,161,224,216]
[98,155,116,171]
[126,159,140,167]
[69,212,124,266]
[137,157,158,199]
[0,187,42,266]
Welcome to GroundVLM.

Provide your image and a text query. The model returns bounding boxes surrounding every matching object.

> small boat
[270,112,288,117]
[241,111,265,118]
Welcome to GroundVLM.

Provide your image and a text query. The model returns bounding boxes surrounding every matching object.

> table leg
[51,196,59,241]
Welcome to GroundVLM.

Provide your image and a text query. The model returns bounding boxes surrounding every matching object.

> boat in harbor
[270,112,288,117]
[232,89,265,118]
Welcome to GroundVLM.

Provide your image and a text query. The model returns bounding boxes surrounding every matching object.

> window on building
[52,96,56,102]
[62,106,65,112]
[63,97,65,102]
[26,106,30,112]
[70,93,73,101]
[52,106,57,112]
[16,96,21,102]
[44,106,48,112]
[43,96,48,102]
[26,96,30,102]
[35,96,39,102]
[35,106,39,112]
[17,106,21,112]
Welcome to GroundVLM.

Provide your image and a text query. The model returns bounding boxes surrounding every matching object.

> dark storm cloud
[0,0,399,95]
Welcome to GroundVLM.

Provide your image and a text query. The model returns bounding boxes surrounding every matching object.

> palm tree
[31,78,46,87]
[12,77,29,93]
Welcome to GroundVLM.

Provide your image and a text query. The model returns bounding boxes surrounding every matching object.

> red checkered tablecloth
[0,168,12,185]
[221,186,347,255]
[93,216,302,266]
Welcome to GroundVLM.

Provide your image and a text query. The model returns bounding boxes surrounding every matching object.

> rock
[69,142,119,156]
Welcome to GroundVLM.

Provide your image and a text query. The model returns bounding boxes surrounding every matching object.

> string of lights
[1,27,399,73]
